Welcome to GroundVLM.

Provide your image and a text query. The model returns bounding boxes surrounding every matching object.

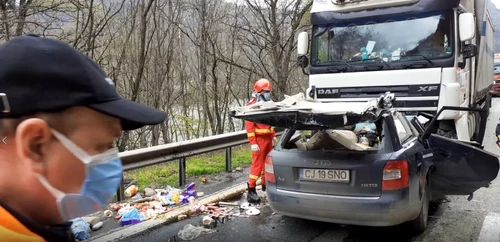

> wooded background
[0,0,312,151]
[1,0,499,152]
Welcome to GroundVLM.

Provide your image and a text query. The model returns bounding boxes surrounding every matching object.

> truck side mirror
[459,13,475,42]
[298,55,309,68]
[297,32,309,56]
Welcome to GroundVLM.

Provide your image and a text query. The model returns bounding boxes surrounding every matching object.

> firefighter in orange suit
[245,78,276,203]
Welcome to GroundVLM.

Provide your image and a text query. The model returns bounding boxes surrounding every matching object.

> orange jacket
[0,206,46,242]
[0,203,74,242]
[245,97,276,145]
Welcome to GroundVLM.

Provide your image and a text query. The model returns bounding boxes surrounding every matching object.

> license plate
[299,168,350,182]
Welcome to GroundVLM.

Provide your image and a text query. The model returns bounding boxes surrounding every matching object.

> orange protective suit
[245,97,275,188]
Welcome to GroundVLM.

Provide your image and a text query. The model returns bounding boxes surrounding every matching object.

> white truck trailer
[296,0,498,153]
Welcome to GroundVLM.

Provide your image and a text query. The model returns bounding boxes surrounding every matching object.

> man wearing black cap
[0,34,166,241]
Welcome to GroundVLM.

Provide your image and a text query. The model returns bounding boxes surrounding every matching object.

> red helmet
[253,78,272,93]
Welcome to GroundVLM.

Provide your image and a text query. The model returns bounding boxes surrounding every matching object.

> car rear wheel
[408,182,430,234]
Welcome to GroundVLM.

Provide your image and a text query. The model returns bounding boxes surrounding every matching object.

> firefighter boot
[247,183,261,204]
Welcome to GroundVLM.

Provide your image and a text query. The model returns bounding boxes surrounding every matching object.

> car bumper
[266,184,421,227]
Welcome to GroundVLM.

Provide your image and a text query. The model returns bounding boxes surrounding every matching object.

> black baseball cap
[0,34,166,130]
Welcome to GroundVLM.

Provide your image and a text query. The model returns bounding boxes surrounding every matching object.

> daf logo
[417,86,438,92]
[312,160,332,166]
[317,89,339,95]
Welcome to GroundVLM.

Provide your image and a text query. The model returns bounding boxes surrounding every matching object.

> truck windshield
[311,11,453,67]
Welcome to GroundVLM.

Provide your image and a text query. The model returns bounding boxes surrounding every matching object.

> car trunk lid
[271,148,392,197]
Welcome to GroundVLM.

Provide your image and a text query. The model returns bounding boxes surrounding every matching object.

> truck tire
[408,181,430,234]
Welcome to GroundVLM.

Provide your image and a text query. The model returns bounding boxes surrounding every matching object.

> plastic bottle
[171,191,180,202]
[125,185,138,198]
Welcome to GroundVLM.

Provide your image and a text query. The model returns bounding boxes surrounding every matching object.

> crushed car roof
[229,93,384,130]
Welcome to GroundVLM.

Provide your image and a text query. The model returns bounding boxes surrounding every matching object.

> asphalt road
[120,172,500,242]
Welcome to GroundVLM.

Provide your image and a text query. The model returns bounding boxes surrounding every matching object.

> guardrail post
[225,147,232,172]
[116,174,125,202]
[179,157,186,187]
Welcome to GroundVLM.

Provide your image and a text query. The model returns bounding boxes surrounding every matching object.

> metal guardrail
[116,130,282,201]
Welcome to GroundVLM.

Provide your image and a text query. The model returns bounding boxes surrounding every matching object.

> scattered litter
[125,185,138,198]
[246,208,260,216]
[70,218,91,241]
[202,216,215,228]
[240,203,251,210]
[91,221,104,231]
[101,182,205,227]
[235,167,243,172]
[120,208,144,226]
[98,181,274,232]
[103,210,113,218]
[218,202,238,207]
[177,224,216,240]
[200,177,208,183]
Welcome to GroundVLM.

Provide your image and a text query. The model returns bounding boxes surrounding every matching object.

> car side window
[394,114,415,143]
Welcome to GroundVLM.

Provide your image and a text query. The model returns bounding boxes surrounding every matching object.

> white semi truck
[296,0,499,153]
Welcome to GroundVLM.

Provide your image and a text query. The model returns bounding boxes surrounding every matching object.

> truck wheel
[408,182,430,234]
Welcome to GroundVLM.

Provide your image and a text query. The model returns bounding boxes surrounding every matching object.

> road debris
[70,217,91,241]
[218,201,239,207]
[91,221,104,231]
[101,182,203,227]
[103,210,113,218]
[246,207,260,216]
[177,224,216,240]
[125,185,138,198]
[202,216,215,228]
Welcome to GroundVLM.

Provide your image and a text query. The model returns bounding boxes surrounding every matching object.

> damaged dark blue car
[229,93,500,234]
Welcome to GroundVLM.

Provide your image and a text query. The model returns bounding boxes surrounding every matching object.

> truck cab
[296,0,495,145]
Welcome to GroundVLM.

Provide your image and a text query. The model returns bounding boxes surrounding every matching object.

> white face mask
[262,92,271,101]
[37,129,123,221]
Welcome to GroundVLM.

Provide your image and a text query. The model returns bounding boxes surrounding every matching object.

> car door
[426,134,500,196]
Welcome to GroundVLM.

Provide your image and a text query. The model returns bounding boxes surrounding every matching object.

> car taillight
[382,160,409,190]
[265,156,276,183]
[491,83,500,94]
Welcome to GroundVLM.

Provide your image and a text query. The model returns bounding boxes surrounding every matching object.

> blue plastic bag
[120,208,145,226]
[70,218,91,241]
